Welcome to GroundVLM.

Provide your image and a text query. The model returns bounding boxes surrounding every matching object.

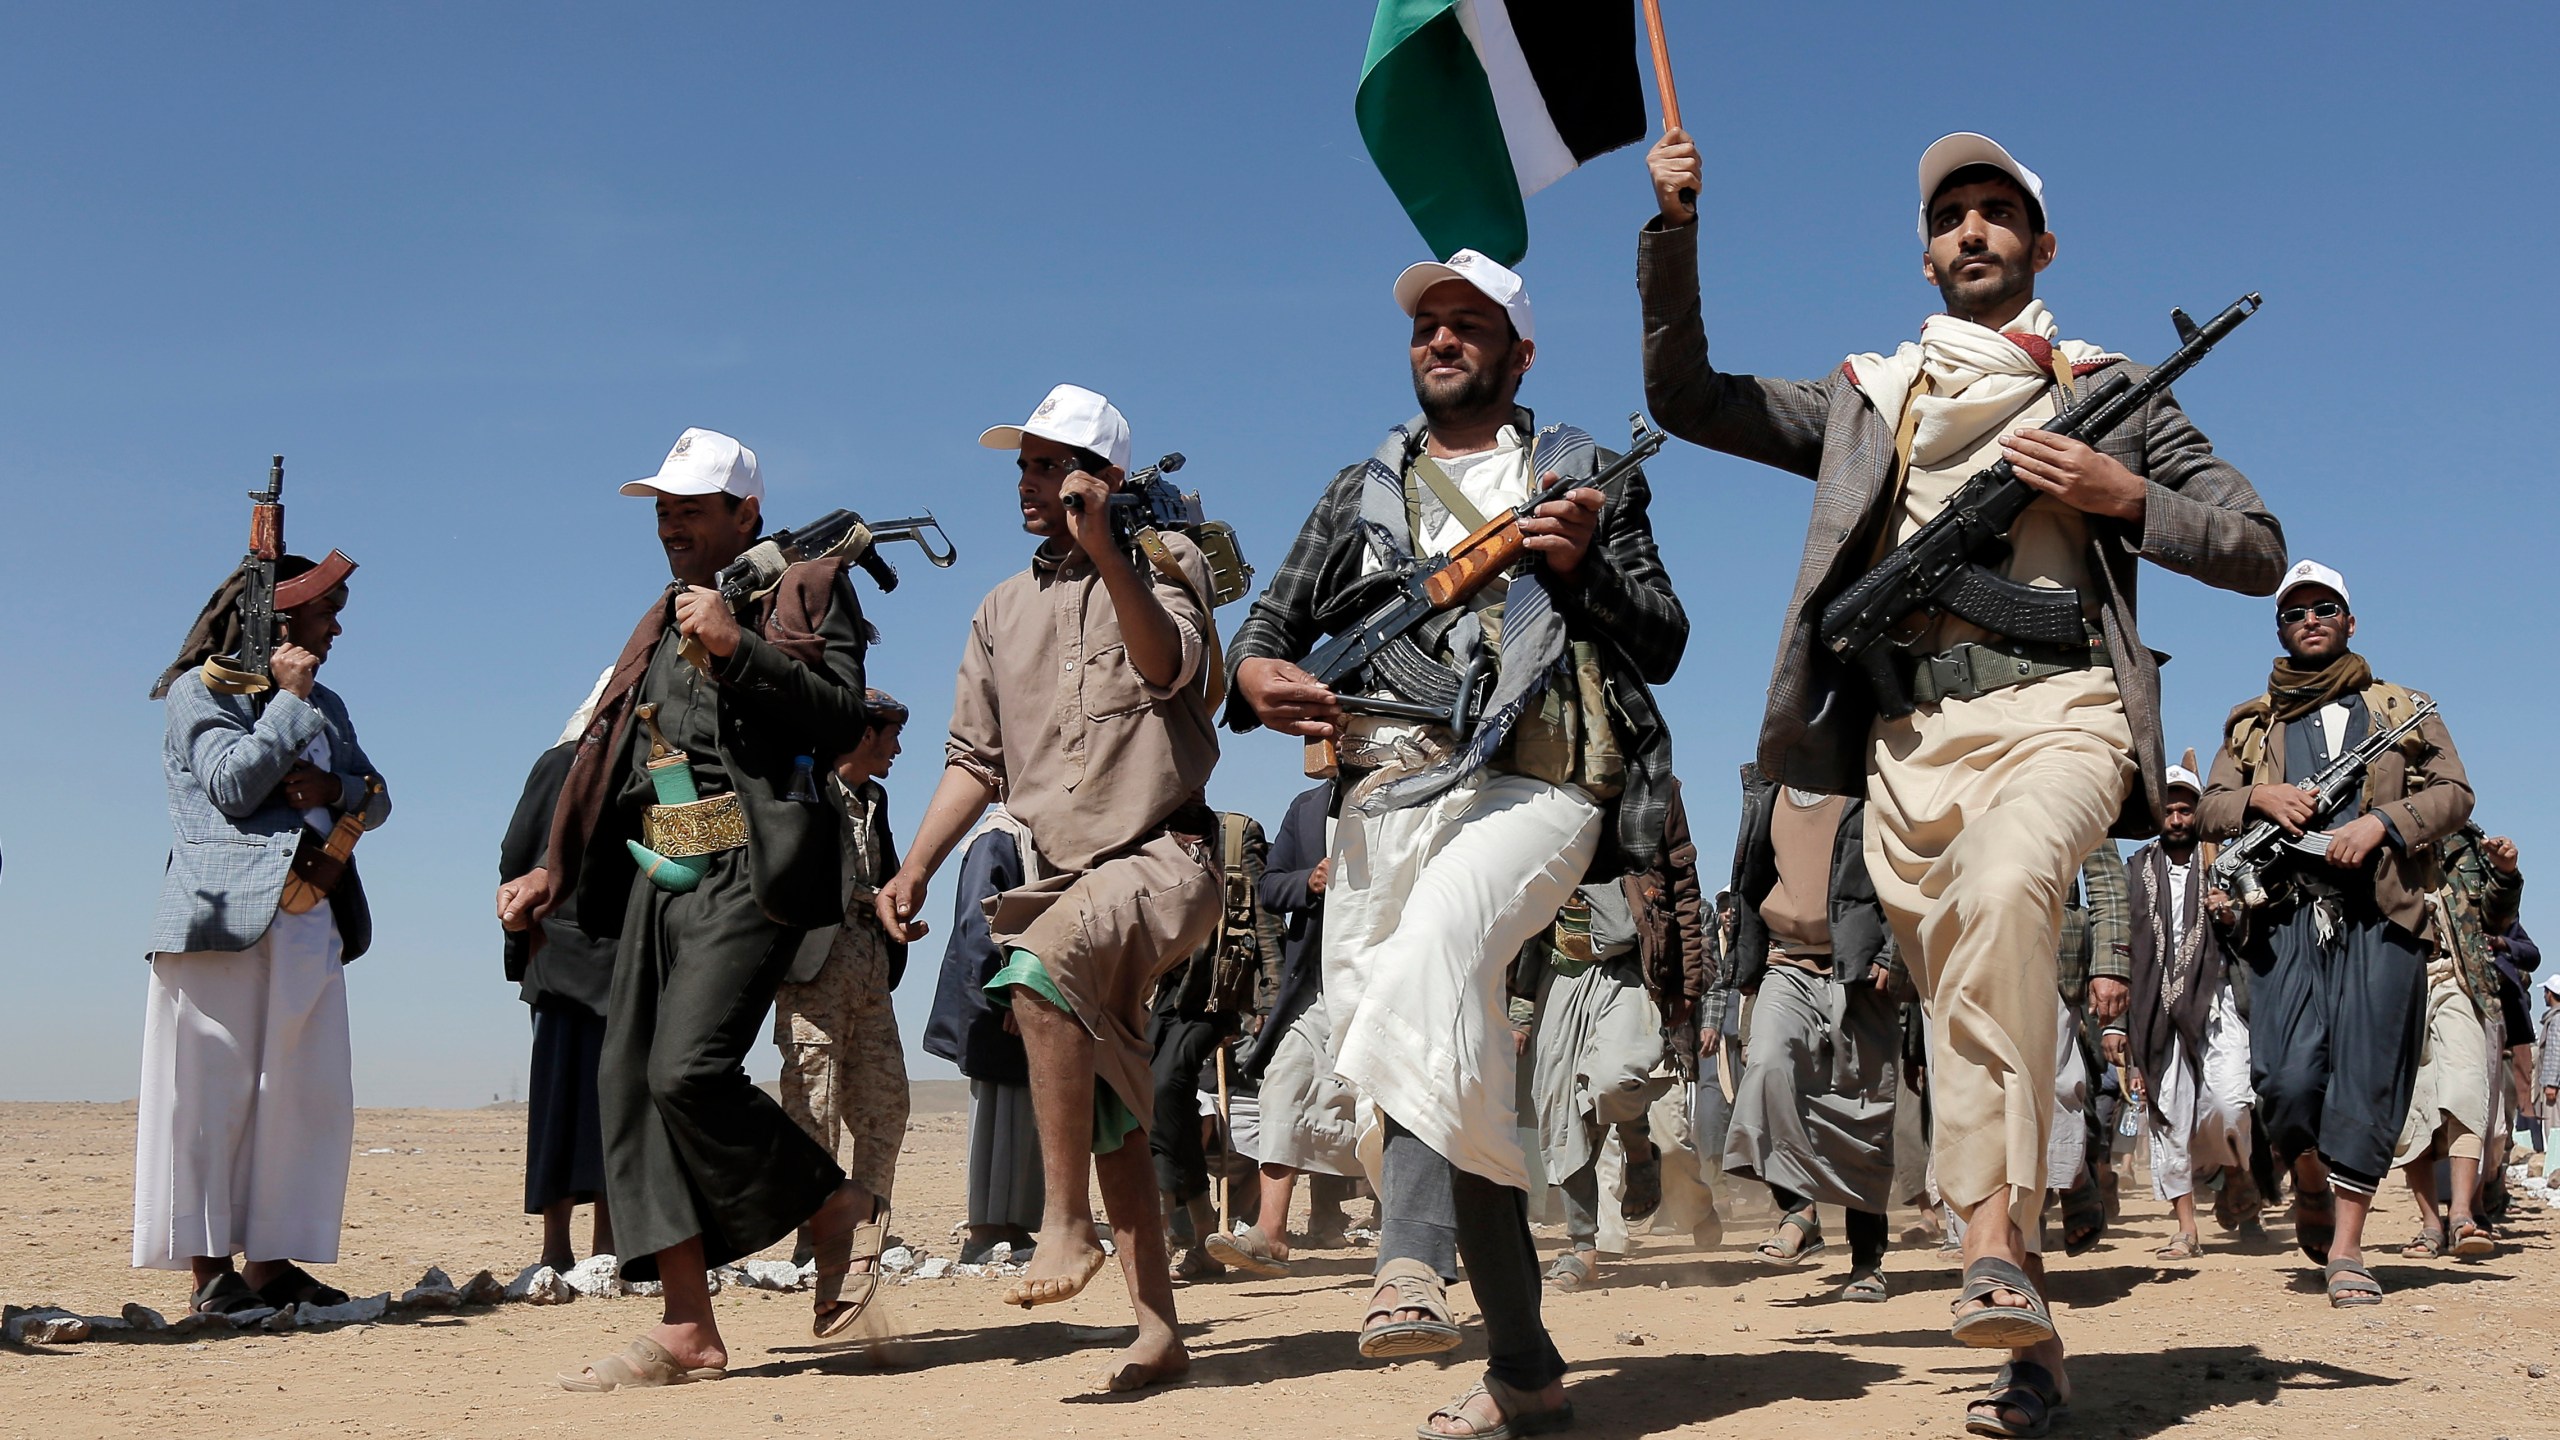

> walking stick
[1639,0,1694,209]
[1214,1045,1234,1238]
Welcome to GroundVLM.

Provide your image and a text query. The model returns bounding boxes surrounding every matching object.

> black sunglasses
[2277,600,2347,626]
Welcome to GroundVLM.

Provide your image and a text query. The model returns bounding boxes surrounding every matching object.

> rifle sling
[1133,528,1227,711]
[1410,453,1494,535]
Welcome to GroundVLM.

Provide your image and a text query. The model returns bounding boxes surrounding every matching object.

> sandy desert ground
[4,1090,2555,1440]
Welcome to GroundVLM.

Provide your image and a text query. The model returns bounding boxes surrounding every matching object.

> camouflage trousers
[772,919,909,1199]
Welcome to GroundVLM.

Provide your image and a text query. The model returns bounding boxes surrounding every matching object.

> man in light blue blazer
[133,553,390,1318]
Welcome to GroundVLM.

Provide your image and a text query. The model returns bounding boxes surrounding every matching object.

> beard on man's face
[1413,345,1512,424]
[1935,251,2034,321]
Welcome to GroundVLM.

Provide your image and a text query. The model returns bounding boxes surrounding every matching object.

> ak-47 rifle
[1818,293,2263,718]
[202,455,358,696]
[2208,695,2439,912]
[1297,414,1667,773]
[679,508,957,672]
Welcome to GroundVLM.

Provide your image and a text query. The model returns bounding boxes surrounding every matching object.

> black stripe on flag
[1502,0,1645,163]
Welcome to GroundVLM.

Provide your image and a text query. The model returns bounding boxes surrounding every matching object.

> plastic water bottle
[786,755,821,803]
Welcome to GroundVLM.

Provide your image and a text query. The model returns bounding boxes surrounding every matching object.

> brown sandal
[1361,1257,1463,1359]
[813,1201,889,1339]
[557,1337,727,1392]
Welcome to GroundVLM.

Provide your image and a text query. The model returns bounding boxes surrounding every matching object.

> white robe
[132,905,353,1269]
[2145,982,2254,1200]
[1326,773,1600,1192]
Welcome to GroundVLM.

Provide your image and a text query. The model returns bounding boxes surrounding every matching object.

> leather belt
[643,792,749,858]
[1904,635,2109,706]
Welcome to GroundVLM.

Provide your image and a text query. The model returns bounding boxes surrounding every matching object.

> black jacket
[786,776,907,988]
[559,569,872,937]
[501,741,615,1015]
[1727,763,1893,990]
[1240,782,1332,1078]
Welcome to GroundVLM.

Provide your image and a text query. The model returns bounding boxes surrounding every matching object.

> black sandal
[2323,1258,2384,1307]
[1619,1147,1662,1225]
[189,1271,269,1316]
[2293,1189,2336,1265]
[1949,1256,2056,1350]
[252,1264,349,1310]
[2058,1173,2107,1256]
[1754,1209,1826,1266]
[1964,1359,2070,1438]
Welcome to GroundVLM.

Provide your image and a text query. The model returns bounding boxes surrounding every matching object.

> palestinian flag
[1356,0,1646,265]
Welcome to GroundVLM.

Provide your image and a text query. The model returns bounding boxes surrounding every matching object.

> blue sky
[3,3,2551,1106]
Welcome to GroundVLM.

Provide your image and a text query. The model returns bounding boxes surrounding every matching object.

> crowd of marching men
[129,125,2540,1438]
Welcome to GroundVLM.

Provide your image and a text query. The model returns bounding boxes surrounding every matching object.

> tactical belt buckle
[1906,637,2105,707]
[643,792,750,858]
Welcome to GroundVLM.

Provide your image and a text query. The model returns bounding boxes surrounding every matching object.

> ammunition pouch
[1484,610,1625,801]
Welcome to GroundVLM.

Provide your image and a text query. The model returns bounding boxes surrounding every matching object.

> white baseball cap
[979,384,1132,473]
[2543,973,2560,998]
[2275,559,2352,611]
[620,427,762,501]
[1917,132,2048,241]
[2164,764,2203,797]
[1394,248,1535,343]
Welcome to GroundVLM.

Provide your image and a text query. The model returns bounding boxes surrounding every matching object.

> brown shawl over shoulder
[542,557,852,909]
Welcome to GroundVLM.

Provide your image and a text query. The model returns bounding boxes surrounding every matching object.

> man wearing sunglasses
[2199,559,2473,1310]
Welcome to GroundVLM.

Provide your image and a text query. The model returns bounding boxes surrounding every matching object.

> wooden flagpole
[1639,0,1693,208]
[1640,0,1683,131]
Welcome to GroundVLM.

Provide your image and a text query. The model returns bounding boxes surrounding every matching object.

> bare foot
[1424,1378,1566,1436]
[1002,1224,1109,1308]
[1096,1326,1190,1392]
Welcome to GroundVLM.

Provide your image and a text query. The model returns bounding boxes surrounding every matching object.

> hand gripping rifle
[2207,694,2438,912]
[202,455,358,696]
[679,508,957,672]
[1062,452,1256,607]
[1817,293,2263,718]
[1297,414,1667,772]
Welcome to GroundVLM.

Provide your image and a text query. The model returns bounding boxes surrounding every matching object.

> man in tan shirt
[878,385,1222,1394]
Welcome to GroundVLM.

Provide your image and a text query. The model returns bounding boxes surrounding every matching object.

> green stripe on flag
[1356,0,1528,265]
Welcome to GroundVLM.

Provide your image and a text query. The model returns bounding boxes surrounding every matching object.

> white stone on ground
[743,1259,806,1292]
[4,1308,91,1345]
[562,1254,623,1298]
[912,1256,954,1280]
[505,1265,576,1305]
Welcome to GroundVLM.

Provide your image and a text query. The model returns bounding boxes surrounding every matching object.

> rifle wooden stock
[1304,735,1340,780]
[1422,510,1528,608]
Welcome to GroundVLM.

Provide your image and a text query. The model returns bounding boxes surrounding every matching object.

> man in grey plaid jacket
[1640,129,2285,1434]
[1230,250,1685,1440]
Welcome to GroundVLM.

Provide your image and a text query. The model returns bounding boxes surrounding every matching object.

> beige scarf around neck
[1846,299,2122,469]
